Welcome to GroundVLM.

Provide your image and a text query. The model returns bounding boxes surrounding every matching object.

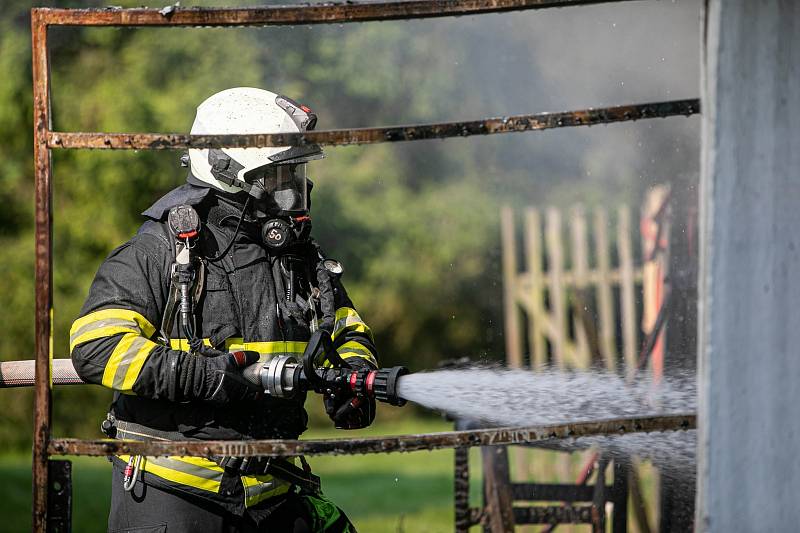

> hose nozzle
[348,366,409,406]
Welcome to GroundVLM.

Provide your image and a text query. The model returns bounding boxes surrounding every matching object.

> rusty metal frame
[38,0,638,27]
[48,99,699,150]
[30,2,700,531]
[48,414,694,458]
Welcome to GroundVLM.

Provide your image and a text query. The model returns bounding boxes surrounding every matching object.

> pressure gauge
[323,259,344,276]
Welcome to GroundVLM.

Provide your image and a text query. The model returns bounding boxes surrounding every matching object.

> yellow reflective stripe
[233,341,308,355]
[101,333,158,391]
[168,338,308,360]
[241,473,291,507]
[118,455,223,494]
[338,340,378,367]
[70,322,138,353]
[332,307,374,342]
[119,340,157,391]
[169,338,213,351]
[116,454,293,505]
[69,309,156,352]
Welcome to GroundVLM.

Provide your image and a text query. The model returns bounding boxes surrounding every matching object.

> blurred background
[0,0,701,530]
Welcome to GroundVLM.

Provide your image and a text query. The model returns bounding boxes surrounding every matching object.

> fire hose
[0,330,410,409]
[0,358,84,387]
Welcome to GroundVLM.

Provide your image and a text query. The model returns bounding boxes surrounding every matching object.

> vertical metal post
[610,459,629,533]
[590,456,609,533]
[31,9,53,532]
[481,446,515,533]
[47,460,72,533]
[698,1,800,530]
[454,446,471,533]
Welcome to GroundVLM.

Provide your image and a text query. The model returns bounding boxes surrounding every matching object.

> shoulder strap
[158,207,206,346]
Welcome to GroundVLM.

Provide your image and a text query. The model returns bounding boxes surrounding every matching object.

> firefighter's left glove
[325,393,376,430]
[181,347,260,403]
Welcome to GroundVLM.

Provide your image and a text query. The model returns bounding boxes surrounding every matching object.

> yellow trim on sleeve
[332,306,374,342]
[71,308,156,338]
[337,340,378,367]
[101,333,158,392]
[69,309,157,354]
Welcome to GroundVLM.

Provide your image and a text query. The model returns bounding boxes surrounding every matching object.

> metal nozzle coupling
[244,355,303,399]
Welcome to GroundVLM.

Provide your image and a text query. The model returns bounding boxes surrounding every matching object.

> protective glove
[324,393,376,430]
[179,347,260,403]
[323,360,376,430]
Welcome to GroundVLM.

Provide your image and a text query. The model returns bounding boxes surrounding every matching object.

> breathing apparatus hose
[205,196,251,263]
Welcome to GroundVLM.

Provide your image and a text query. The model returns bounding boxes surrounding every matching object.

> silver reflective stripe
[333,315,363,336]
[111,336,150,389]
[148,457,222,480]
[244,478,278,502]
[340,345,373,358]
[69,317,138,346]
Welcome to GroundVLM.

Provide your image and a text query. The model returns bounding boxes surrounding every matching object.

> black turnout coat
[70,183,378,512]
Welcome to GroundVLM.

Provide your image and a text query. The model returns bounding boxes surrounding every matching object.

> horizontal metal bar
[513,505,594,524]
[47,99,700,150]
[34,1,639,27]
[48,413,695,458]
[512,483,600,502]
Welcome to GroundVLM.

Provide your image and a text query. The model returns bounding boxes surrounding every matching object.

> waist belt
[218,455,320,494]
[106,416,321,494]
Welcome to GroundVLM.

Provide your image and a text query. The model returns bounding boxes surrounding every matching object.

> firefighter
[70,87,377,532]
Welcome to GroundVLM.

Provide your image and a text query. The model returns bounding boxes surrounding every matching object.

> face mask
[246,163,308,215]
[245,164,311,251]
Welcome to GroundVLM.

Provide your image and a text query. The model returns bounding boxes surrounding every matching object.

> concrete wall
[698,1,800,530]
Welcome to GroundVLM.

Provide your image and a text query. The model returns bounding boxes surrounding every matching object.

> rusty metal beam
[31,9,53,532]
[34,0,640,28]
[48,414,694,458]
[47,99,700,150]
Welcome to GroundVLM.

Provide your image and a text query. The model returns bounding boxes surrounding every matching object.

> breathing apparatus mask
[247,162,312,250]
[186,87,323,252]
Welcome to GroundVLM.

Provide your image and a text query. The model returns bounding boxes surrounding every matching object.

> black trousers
[108,462,312,533]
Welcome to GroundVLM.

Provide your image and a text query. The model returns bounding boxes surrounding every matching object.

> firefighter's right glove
[179,347,260,403]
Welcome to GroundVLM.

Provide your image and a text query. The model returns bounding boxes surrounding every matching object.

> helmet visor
[245,163,308,213]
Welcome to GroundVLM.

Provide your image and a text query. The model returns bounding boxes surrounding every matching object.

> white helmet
[188,87,322,210]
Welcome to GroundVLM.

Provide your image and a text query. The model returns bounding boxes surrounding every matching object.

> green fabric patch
[301,492,357,533]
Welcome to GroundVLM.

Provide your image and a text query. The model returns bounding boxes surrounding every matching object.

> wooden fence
[501,204,647,374]
[496,189,670,531]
